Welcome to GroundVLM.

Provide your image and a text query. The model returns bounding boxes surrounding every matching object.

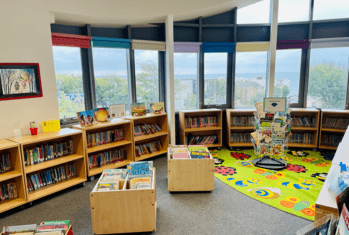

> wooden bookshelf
[319,109,349,150]
[179,109,222,148]
[286,108,320,149]
[124,113,169,161]
[226,109,254,149]
[0,140,26,213]
[9,128,87,203]
[73,118,134,179]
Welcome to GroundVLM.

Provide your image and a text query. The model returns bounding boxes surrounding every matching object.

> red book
[39,148,43,162]
[37,174,43,187]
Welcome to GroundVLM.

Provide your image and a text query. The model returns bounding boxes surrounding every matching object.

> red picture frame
[0,63,43,101]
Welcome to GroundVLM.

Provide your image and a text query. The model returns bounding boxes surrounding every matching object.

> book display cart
[287,108,320,149]
[90,168,157,234]
[226,109,255,149]
[179,109,222,148]
[167,147,214,192]
[73,119,134,180]
[9,129,87,204]
[0,140,26,213]
[319,109,349,150]
[124,113,169,161]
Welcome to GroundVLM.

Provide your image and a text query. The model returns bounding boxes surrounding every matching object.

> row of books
[134,123,161,136]
[186,135,218,145]
[27,164,76,192]
[230,132,251,143]
[88,149,125,169]
[231,116,254,127]
[135,141,162,157]
[291,116,316,127]
[87,129,125,148]
[184,116,218,128]
[23,140,73,166]
[2,220,72,235]
[170,145,212,159]
[323,118,349,129]
[0,182,18,202]
[0,153,11,173]
[321,134,343,146]
[288,133,314,144]
[97,169,127,191]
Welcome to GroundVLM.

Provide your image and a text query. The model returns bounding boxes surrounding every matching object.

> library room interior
[1,0,349,234]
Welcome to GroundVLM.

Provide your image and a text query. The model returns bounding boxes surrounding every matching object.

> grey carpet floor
[0,154,312,235]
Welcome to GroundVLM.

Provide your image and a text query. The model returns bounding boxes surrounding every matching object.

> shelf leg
[230,147,233,151]
[82,182,86,187]
[29,202,33,206]
[313,148,317,152]
[90,176,95,181]
[218,147,221,150]
[20,205,25,210]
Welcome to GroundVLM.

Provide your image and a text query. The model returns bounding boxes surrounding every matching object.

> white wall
[0,0,59,138]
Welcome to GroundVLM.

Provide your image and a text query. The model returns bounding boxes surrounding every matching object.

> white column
[267,0,279,97]
[165,15,176,145]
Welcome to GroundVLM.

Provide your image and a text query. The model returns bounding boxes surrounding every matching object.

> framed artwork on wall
[0,63,43,101]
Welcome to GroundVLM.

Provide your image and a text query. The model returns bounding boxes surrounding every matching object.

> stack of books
[289,133,314,144]
[96,169,127,192]
[231,116,254,127]
[0,182,18,202]
[169,145,212,159]
[185,116,218,128]
[0,153,11,173]
[230,133,251,143]
[23,140,73,166]
[321,134,344,146]
[128,161,153,190]
[185,135,218,145]
[88,148,125,169]
[135,141,162,157]
[87,129,125,148]
[291,116,316,127]
[134,123,161,136]
[27,164,76,192]
[323,118,349,129]
[2,220,73,235]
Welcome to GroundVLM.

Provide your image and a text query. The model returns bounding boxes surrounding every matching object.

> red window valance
[51,33,91,48]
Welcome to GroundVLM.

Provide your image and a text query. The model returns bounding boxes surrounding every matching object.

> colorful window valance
[92,37,130,49]
[236,42,270,52]
[202,42,235,53]
[132,40,166,51]
[51,33,91,48]
[174,42,201,53]
[277,39,309,50]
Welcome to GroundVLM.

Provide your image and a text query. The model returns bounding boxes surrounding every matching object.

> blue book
[34,174,41,188]
[32,148,39,164]
[127,161,153,179]
[31,175,37,190]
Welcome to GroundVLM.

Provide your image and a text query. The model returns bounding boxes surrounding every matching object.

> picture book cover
[190,151,210,159]
[172,147,189,159]
[77,110,95,126]
[149,102,165,114]
[130,176,151,189]
[109,104,126,118]
[128,161,153,178]
[130,103,146,116]
[188,145,206,152]
[93,107,109,122]
[336,203,349,235]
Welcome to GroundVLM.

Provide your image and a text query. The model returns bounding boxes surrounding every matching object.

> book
[88,148,125,169]
[134,123,161,136]
[127,161,153,178]
[109,104,126,118]
[130,103,146,116]
[97,181,119,191]
[135,141,162,157]
[336,203,349,234]
[103,169,127,179]
[149,102,164,114]
[130,176,152,189]
[93,107,109,122]
[77,110,95,126]
[2,224,37,233]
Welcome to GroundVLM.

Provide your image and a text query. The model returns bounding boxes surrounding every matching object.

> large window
[93,48,131,112]
[174,53,199,111]
[274,49,302,103]
[237,0,270,24]
[134,50,159,108]
[53,46,85,119]
[204,53,228,105]
[314,0,349,21]
[307,47,349,109]
[235,52,268,108]
[278,0,310,23]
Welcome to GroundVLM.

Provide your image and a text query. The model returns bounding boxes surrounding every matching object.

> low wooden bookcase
[9,129,87,203]
[319,109,349,150]
[90,168,157,234]
[0,140,26,213]
[179,109,222,148]
[167,148,214,192]
[124,113,169,161]
[226,109,255,149]
[287,108,320,149]
[73,119,134,179]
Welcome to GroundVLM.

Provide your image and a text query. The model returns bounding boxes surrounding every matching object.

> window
[237,0,270,24]
[307,47,349,109]
[174,53,199,111]
[134,50,159,108]
[274,49,302,103]
[314,0,349,21]
[92,47,131,113]
[235,52,268,108]
[204,53,228,105]
[278,0,310,23]
[53,46,85,119]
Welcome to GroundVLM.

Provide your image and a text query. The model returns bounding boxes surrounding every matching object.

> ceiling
[48,0,262,27]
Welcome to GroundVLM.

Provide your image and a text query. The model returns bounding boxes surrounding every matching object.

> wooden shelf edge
[135,150,167,161]
[229,126,255,130]
[321,128,346,133]
[134,132,169,142]
[25,155,85,174]
[228,143,253,147]
[27,177,86,202]
[0,171,22,182]
[0,198,27,213]
[318,145,338,150]
[88,160,131,176]
[87,140,132,154]
[292,127,317,131]
[286,143,317,148]
[184,127,222,132]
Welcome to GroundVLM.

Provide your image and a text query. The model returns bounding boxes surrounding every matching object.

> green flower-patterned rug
[211,149,333,221]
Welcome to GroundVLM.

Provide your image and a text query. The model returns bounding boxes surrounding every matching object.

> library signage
[263,98,286,112]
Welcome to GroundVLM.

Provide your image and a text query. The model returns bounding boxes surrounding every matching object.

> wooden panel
[0,140,19,151]
[72,119,131,131]
[168,152,214,192]
[227,109,255,148]
[87,140,132,154]
[134,131,168,142]
[123,113,167,120]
